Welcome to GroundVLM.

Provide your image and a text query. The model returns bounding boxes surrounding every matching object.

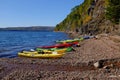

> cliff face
[81,0,119,35]
[55,0,120,35]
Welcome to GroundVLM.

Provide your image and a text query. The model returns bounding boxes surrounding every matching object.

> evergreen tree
[106,0,120,24]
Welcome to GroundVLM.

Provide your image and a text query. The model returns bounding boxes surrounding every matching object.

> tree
[106,0,120,24]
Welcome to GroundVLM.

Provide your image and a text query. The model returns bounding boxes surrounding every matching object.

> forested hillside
[55,0,120,35]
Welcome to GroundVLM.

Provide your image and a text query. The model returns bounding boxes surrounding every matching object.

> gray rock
[93,61,103,68]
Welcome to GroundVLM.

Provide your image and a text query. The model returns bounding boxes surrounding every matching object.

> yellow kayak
[18,51,65,58]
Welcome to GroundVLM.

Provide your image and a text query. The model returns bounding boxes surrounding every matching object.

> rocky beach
[0,0,120,79]
[0,34,120,80]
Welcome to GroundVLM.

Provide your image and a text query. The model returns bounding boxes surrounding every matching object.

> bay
[0,31,69,58]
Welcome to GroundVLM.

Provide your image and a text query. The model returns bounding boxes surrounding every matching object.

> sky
[0,0,84,28]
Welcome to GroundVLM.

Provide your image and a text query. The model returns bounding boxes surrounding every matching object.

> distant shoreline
[0,30,54,32]
[0,26,55,31]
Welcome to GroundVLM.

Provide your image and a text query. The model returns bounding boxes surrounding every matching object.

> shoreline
[0,33,120,79]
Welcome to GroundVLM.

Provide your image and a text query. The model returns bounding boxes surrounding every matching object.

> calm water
[0,31,69,58]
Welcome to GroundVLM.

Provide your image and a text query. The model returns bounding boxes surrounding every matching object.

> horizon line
[0,25,55,28]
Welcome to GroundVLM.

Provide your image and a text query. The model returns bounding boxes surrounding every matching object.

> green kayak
[36,47,73,52]
[56,37,84,43]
